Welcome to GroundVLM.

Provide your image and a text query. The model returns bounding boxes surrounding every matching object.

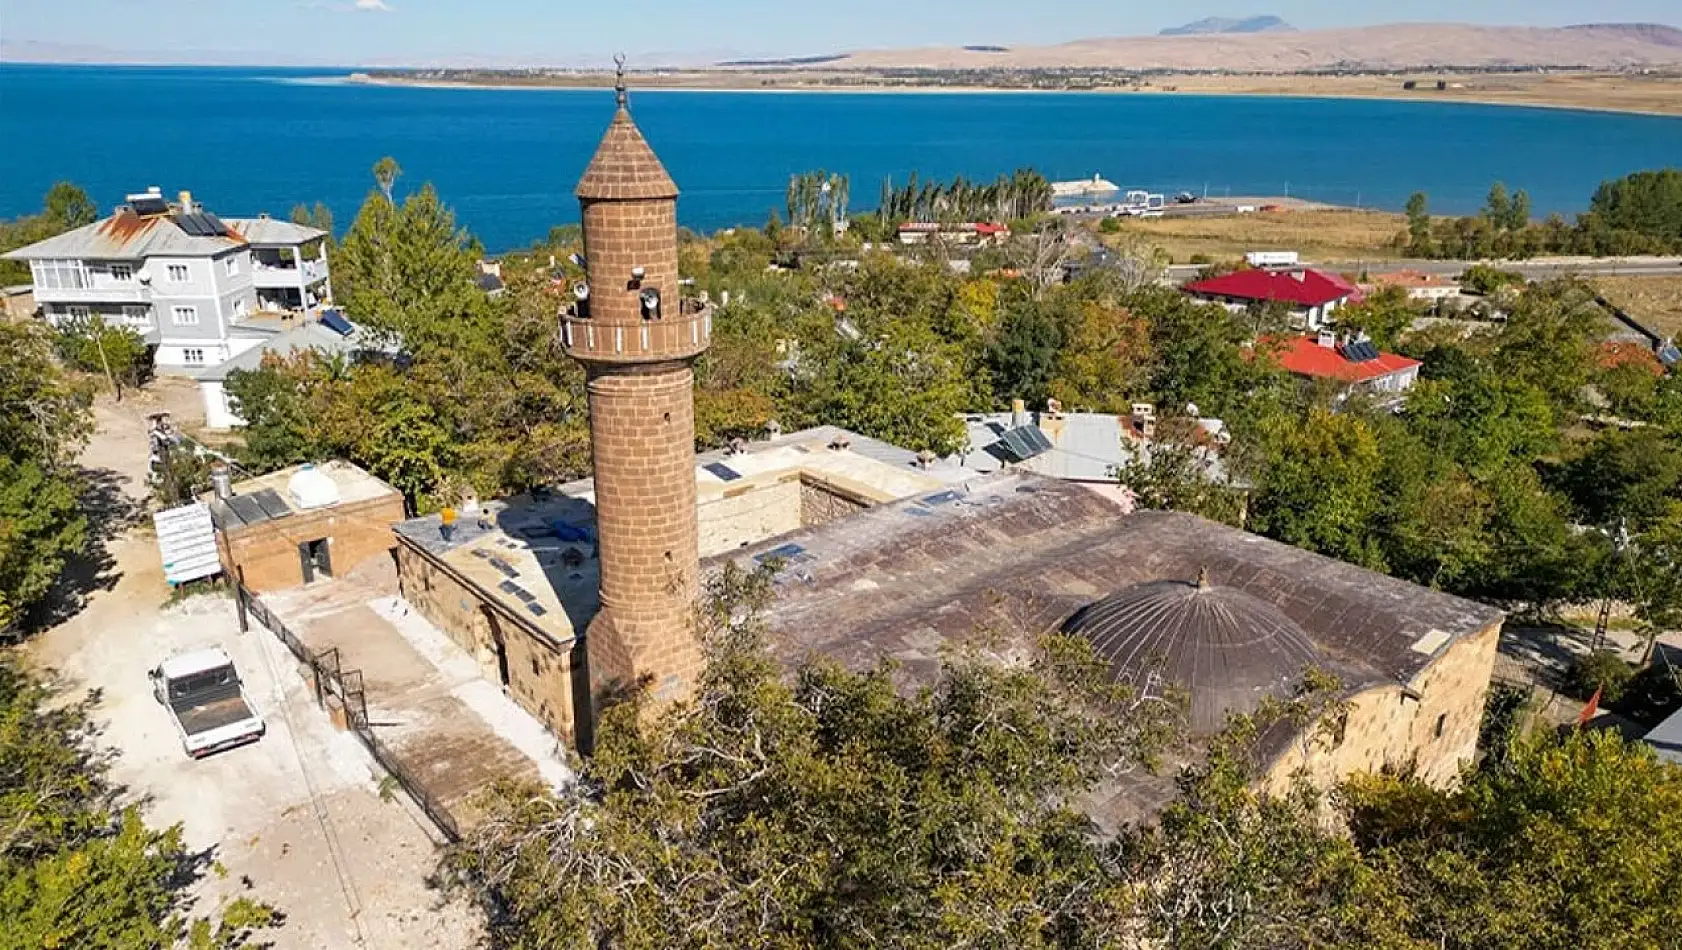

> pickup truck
[150,648,266,759]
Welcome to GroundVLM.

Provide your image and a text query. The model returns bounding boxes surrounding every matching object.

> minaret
[563,57,711,711]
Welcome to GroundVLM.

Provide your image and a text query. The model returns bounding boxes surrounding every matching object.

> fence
[237,579,462,842]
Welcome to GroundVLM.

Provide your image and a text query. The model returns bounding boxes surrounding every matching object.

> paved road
[1164,256,1682,284]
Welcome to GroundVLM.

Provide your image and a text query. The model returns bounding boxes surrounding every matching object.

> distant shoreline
[338,73,1682,119]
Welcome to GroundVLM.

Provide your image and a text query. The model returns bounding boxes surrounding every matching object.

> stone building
[389,426,974,745]
[209,461,404,593]
[386,72,1501,821]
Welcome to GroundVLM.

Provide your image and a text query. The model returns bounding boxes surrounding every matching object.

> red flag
[1577,685,1603,727]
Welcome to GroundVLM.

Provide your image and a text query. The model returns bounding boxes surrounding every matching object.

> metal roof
[159,647,234,681]
[194,320,365,382]
[2,210,246,261]
[220,217,327,246]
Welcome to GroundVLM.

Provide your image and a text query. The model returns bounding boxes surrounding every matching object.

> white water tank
[287,464,341,510]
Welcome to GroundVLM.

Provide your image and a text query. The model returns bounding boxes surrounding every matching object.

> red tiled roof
[1263,335,1422,383]
[1371,269,1456,289]
[1600,341,1664,376]
[1185,267,1357,307]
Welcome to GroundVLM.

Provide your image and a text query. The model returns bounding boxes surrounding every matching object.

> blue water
[4,64,1681,252]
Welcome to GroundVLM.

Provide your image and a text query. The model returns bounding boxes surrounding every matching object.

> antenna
[613,53,628,109]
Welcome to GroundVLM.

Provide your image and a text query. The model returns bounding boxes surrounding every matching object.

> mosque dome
[1061,570,1322,734]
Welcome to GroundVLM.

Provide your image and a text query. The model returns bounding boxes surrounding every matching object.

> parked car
[1175,192,1199,204]
[150,648,266,758]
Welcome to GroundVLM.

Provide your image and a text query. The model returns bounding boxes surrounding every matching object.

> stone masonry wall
[584,363,703,705]
[225,494,405,593]
[800,478,871,528]
[1265,620,1503,794]
[395,541,581,743]
[581,199,678,327]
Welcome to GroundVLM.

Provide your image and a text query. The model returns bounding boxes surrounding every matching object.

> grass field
[1594,275,1682,340]
[1104,209,1408,264]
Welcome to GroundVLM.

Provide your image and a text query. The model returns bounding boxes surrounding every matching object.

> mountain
[819,22,1682,72]
[1160,15,1295,36]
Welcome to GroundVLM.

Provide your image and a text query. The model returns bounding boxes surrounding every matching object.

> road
[1164,256,1682,284]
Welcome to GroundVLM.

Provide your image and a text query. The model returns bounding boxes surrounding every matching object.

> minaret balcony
[560,298,712,363]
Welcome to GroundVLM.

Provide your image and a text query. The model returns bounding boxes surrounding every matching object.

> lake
[3,64,1681,252]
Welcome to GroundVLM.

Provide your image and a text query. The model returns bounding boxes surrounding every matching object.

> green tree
[1336,285,1419,351]
[451,564,1180,950]
[0,657,280,947]
[53,317,150,394]
[1586,168,1682,250]
[1404,191,1433,256]
[1248,408,1386,570]
[289,201,335,235]
[1345,729,1682,950]
[1483,182,1512,230]
[42,181,97,230]
[986,299,1066,406]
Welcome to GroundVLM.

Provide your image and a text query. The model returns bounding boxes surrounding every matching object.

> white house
[2,188,331,372]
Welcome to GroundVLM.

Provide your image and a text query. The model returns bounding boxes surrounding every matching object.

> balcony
[251,257,330,288]
[559,300,712,364]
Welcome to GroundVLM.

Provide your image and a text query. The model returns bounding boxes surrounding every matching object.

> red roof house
[1185,267,1360,330]
[1261,333,1422,396]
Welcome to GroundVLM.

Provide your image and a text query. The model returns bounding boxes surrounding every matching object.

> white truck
[150,648,266,759]
[1115,190,1166,218]
[1245,250,1301,269]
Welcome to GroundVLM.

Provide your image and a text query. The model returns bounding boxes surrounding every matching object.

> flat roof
[391,427,973,649]
[209,460,400,530]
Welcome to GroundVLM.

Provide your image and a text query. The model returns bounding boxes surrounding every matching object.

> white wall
[200,380,243,429]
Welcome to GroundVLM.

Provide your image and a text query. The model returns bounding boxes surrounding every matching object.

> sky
[4,0,1680,65]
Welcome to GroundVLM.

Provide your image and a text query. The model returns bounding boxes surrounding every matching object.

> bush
[1097,216,1122,234]
[1613,660,1682,727]
[1563,649,1635,703]
[53,317,150,387]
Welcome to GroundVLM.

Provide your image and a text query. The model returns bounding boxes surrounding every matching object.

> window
[223,256,237,276]
[67,305,92,321]
[233,296,249,318]
[109,263,134,281]
[31,260,89,290]
[183,348,205,366]
[167,264,189,283]
[1434,713,1448,739]
[122,305,150,325]
[171,306,199,326]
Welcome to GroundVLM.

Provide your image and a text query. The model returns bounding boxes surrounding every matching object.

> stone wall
[1264,620,1503,794]
[800,477,871,528]
[698,475,802,556]
[395,541,584,744]
[223,494,405,593]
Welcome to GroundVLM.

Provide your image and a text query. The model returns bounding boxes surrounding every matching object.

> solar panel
[704,462,742,482]
[498,580,520,594]
[226,494,270,526]
[1343,341,1381,363]
[199,213,230,235]
[988,425,1053,463]
[754,542,808,566]
[922,490,963,506]
[252,488,292,520]
[320,309,355,336]
[130,196,170,216]
[488,557,519,577]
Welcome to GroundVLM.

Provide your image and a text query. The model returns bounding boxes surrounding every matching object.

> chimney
[1317,328,1338,349]
[1131,402,1157,439]
[828,433,852,451]
[764,419,783,441]
[210,463,233,501]
[1011,398,1029,428]
[916,449,937,470]
[728,437,747,456]
[1045,397,1063,418]
[178,190,194,213]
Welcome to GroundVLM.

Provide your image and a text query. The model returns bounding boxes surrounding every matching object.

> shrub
[1563,649,1635,704]
[1097,216,1122,234]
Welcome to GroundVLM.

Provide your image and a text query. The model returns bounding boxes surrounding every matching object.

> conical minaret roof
[574,97,678,201]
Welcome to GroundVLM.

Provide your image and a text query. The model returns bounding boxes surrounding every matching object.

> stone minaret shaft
[564,75,711,709]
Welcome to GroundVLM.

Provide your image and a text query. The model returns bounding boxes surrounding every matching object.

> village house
[1,187,331,371]
[1265,330,1423,398]
[1367,268,1462,303]
[1184,266,1360,330]
[895,221,1010,247]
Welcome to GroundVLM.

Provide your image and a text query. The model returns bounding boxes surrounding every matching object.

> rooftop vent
[286,464,341,509]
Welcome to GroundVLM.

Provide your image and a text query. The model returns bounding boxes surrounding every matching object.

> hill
[820,22,1682,72]
[1160,15,1295,37]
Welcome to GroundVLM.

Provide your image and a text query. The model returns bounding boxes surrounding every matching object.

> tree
[1483,182,1512,231]
[451,564,1181,949]
[1115,417,1246,526]
[42,181,97,230]
[1345,729,1682,950]
[53,316,150,395]
[289,201,335,235]
[1404,191,1433,256]
[1335,285,1418,351]
[1248,408,1386,570]
[372,156,402,201]
[0,656,279,946]
[986,299,1066,406]
[1587,168,1682,249]
[1506,188,1532,232]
